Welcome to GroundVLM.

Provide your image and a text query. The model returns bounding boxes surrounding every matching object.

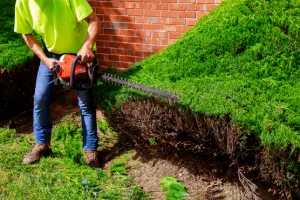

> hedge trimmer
[51,54,179,101]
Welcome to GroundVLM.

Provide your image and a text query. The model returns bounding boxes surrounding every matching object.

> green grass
[93,0,300,188]
[0,0,34,69]
[95,0,300,153]
[0,123,149,199]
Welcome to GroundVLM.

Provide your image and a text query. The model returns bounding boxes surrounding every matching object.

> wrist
[82,41,93,50]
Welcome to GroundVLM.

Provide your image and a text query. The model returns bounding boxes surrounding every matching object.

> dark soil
[104,98,287,199]
[0,56,39,121]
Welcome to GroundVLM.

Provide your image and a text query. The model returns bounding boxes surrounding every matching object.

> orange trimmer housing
[55,54,87,79]
[52,54,98,90]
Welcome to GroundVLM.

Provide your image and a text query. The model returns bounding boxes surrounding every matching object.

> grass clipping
[94,0,300,198]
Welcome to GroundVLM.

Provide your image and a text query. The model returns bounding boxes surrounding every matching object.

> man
[14,0,101,168]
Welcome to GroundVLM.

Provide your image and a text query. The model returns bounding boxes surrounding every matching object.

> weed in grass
[149,137,157,146]
[110,155,131,175]
[159,176,189,200]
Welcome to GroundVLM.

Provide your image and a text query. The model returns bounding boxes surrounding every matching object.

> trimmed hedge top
[0,0,34,69]
[95,0,300,149]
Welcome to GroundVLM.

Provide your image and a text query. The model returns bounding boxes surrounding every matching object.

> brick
[178,11,196,18]
[187,4,205,11]
[127,9,143,16]
[97,34,111,41]
[110,61,124,68]
[152,31,167,38]
[177,25,192,32]
[161,25,177,32]
[103,28,118,35]
[96,14,103,21]
[119,29,135,36]
[98,2,114,8]
[151,3,168,10]
[98,47,112,54]
[88,1,101,7]
[119,2,135,9]
[95,8,110,15]
[144,24,160,30]
[160,38,169,45]
[97,66,107,72]
[101,22,112,28]
[161,11,177,18]
[111,22,128,29]
[197,0,215,3]
[112,48,127,55]
[144,10,160,17]
[169,4,187,11]
[178,0,196,2]
[96,40,104,47]
[135,57,145,62]
[153,45,167,51]
[119,16,135,22]
[103,60,112,67]
[186,19,199,26]
[135,44,152,51]
[144,38,160,45]
[151,17,170,24]
[110,8,127,15]
[128,23,143,30]
[127,36,144,43]
[138,30,151,37]
[161,0,177,2]
[105,54,120,61]
[142,0,160,2]
[170,18,185,25]
[105,41,121,48]
[135,2,151,9]
[120,56,136,63]
[112,35,126,42]
[206,4,218,11]
[216,0,222,4]
[127,50,144,57]
[119,42,131,49]
[104,15,119,22]
[144,51,156,57]
[169,32,183,39]
[135,17,150,23]
[95,53,104,60]
[197,11,208,18]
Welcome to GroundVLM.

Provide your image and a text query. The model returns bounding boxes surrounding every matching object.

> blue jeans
[33,51,98,150]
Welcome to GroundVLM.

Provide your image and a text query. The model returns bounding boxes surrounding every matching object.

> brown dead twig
[238,168,261,200]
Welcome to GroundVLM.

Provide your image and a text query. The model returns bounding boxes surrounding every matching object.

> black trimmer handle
[70,55,81,89]
[70,55,95,91]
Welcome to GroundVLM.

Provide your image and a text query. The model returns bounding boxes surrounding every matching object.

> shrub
[0,0,34,69]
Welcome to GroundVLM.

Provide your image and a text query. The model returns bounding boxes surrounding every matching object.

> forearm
[22,33,48,64]
[83,13,101,50]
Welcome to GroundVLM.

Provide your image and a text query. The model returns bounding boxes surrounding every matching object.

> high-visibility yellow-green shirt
[14,0,94,54]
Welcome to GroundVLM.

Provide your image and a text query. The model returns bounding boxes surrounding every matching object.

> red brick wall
[88,0,221,71]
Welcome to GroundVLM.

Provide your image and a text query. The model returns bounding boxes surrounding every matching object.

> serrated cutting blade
[100,73,179,101]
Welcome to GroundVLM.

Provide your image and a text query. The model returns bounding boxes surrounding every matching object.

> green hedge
[0,0,34,69]
[95,0,299,152]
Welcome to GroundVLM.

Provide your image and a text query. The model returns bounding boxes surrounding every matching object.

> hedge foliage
[95,0,300,150]
[0,0,34,69]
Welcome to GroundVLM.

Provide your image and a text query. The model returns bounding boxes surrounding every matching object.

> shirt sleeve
[14,1,33,34]
[70,0,93,22]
